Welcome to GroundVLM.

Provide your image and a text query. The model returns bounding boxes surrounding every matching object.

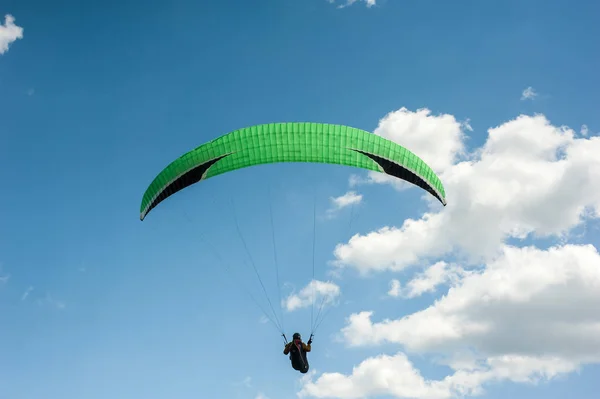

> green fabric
[140,122,446,220]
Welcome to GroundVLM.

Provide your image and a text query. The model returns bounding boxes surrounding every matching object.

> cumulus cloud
[299,352,459,399]
[283,280,341,312]
[299,350,578,399]
[521,86,538,100]
[341,244,600,356]
[0,14,23,55]
[301,243,600,398]
[326,191,362,218]
[333,113,600,274]
[298,104,600,398]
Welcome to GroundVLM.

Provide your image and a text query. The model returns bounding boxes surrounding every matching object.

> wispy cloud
[388,262,467,299]
[21,286,33,301]
[521,86,538,100]
[387,279,401,297]
[37,294,66,310]
[0,264,9,284]
[283,280,341,312]
[0,14,23,55]
[580,124,589,136]
[233,376,252,388]
[326,191,362,218]
[328,0,377,8]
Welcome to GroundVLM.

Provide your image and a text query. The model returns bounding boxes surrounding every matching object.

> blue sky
[1,1,600,399]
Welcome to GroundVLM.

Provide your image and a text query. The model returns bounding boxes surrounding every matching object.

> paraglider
[139,122,446,221]
[139,121,447,371]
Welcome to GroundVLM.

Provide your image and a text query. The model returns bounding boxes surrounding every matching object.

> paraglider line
[268,185,285,333]
[181,210,283,333]
[313,303,334,333]
[347,201,357,238]
[310,194,317,333]
[230,198,284,333]
[311,294,328,335]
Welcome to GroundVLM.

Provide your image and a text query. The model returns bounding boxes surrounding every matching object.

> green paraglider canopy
[139,122,447,221]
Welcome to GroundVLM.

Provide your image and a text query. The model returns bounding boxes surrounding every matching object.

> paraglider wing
[139,122,447,220]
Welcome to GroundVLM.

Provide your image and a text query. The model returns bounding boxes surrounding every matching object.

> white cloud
[393,261,467,299]
[255,392,269,399]
[328,0,377,9]
[283,280,341,312]
[299,350,578,399]
[521,86,538,100]
[332,244,600,392]
[326,191,362,218]
[299,351,458,399]
[333,113,600,275]
[333,216,451,274]
[340,244,600,356]
[302,243,600,398]
[0,14,23,55]
[331,191,362,209]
